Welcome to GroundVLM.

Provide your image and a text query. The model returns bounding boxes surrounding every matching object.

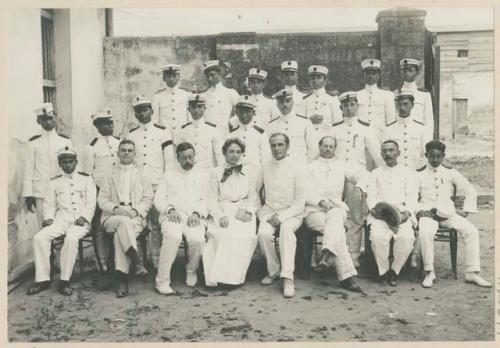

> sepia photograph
[5,3,496,344]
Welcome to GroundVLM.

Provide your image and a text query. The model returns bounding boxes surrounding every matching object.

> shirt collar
[284,85,296,92]
[119,163,134,171]
[139,120,153,129]
[398,115,412,125]
[343,115,358,125]
[62,171,74,179]
[313,87,326,97]
[164,85,178,93]
[272,155,289,165]
[402,81,417,90]
[192,117,205,126]
[211,82,222,91]
[365,83,378,91]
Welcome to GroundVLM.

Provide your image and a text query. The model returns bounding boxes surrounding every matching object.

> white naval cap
[281,60,298,72]
[248,68,268,80]
[338,91,358,103]
[161,63,181,73]
[236,95,256,109]
[57,146,78,159]
[272,89,294,100]
[132,95,152,108]
[400,58,421,68]
[187,93,206,104]
[91,109,113,121]
[35,102,55,118]
[361,58,381,70]
[308,65,329,76]
[202,59,221,73]
[394,88,415,101]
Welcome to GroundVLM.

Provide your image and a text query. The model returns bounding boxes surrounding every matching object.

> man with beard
[154,142,208,295]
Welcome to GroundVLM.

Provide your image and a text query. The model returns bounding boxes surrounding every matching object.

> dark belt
[119,202,132,206]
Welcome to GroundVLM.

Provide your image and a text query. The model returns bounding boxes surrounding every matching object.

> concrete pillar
[376,7,427,91]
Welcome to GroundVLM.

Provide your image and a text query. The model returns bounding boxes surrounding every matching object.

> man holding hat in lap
[415,140,491,288]
[362,140,418,286]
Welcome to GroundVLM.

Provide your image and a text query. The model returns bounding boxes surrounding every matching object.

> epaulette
[113,135,120,140]
[78,171,89,176]
[332,120,344,127]
[358,119,370,127]
[441,163,452,169]
[161,140,173,149]
[89,137,98,146]
[129,126,140,133]
[326,91,338,97]
[154,123,166,130]
[418,88,429,92]
[413,119,424,126]
[264,95,272,100]
[302,92,313,99]
[296,114,308,120]
[50,174,62,181]
[205,121,216,127]
[29,134,41,141]
[229,124,239,133]
[386,120,398,127]
[155,87,166,94]
[179,87,189,92]
[269,117,280,123]
[58,133,70,139]
[181,122,192,129]
[416,165,426,172]
[253,125,264,134]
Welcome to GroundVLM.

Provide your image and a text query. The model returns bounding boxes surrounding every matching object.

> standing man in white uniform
[202,59,240,137]
[267,89,314,166]
[27,147,96,296]
[300,65,342,161]
[152,64,190,137]
[256,133,306,298]
[23,103,73,230]
[280,60,305,105]
[356,58,396,141]
[398,58,434,140]
[416,140,491,288]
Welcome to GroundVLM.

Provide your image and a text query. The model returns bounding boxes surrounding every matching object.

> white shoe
[261,270,280,285]
[156,284,175,295]
[186,272,198,287]
[465,272,492,288]
[283,279,295,298]
[422,271,435,288]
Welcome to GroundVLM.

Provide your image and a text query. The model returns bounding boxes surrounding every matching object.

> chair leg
[140,236,148,270]
[79,240,85,280]
[92,235,104,273]
[50,242,55,281]
[450,231,458,280]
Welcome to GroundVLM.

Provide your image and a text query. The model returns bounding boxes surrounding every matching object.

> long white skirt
[203,202,258,285]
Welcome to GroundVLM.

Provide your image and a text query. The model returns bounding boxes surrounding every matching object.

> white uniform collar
[364,83,378,91]
[398,115,412,126]
[119,163,134,171]
[402,81,417,90]
[318,155,336,167]
[164,85,178,93]
[343,115,358,126]
[313,87,326,97]
[210,82,223,91]
[139,120,153,130]
[284,85,297,92]
[272,155,289,165]
[41,128,57,137]
[279,105,298,120]
[192,117,205,126]
[252,92,264,99]
[62,171,75,179]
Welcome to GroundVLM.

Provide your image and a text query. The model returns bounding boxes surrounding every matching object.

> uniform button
[111,154,114,157]
[113,163,116,165]
[368,104,371,107]
[144,136,147,139]
[171,100,175,102]
[71,192,74,195]
[144,145,146,147]
[285,128,288,131]
[173,127,176,130]
[315,128,318,131]
[243,154,246,157]
[143,154,146,156]
[347,131,351,134]
[403,140,407,143]
[346,140,350,143]
[368,112,371,114]
[403,133,407,135]
[404,156,407,159]
[404,148,407,151]
[72,202,75,204]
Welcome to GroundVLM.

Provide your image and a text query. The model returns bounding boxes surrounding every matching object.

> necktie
[221,164,243,183]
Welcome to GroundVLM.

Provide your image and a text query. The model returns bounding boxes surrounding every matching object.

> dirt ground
[8,207,495,343]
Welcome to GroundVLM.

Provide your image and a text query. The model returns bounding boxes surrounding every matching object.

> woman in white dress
[203,137,258,286]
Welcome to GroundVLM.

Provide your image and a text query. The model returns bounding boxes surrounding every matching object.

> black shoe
[57,281,73,296]
[114,271,129,298]
[27,281,51,295]
[339,277,362,293]
[387,270,398,287]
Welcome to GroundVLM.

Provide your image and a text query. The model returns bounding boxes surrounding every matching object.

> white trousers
[155,217,206,288]
[102,215,144,274]
[33,219,90,282]
[305,208,357,281]
[368,216,415,276]
[344,181,368,261]
[257,215,302,280]
[418,215,480,273]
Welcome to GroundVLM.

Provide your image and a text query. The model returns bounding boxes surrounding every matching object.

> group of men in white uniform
[24,56,491,299]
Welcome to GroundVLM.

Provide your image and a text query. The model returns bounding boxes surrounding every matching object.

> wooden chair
[104,227,150,272]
